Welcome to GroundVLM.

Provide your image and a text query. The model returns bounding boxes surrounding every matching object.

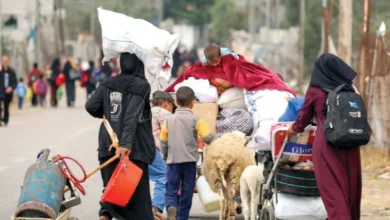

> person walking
[288,53,364,220]
[150,91,176,219]
[49,58,61,107]
[63,57,78,107]
[16,78,27,109]
[35,74,49,107]
[86,60,97,99]
[0,55,17,126]
[85,53,155,220]
[27,63,42,107]
[160,86,216,220]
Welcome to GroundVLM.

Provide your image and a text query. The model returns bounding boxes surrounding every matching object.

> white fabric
[98,7,180,81]
[274,193,328,220]
[174,77,218,103]
[217,87,247,109]
[244,90,294,150]
[196,175,221,213]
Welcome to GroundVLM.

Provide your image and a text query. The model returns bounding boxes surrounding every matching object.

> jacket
[85,74,155,164]
[0,66,17,100]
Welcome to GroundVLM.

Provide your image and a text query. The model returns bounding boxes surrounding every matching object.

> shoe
[152,206,164,220]
[167,206,177,220]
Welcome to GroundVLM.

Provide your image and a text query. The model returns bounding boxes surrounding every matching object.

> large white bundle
[174,77,219,103]
[274,193,328,220]
[98,7,180,81]
[217,87,247,109]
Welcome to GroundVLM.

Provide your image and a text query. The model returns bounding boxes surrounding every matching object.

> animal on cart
[240,165,264,220]
[202,131,256,220]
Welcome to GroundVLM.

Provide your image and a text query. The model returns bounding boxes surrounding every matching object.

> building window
[3,15,18,29]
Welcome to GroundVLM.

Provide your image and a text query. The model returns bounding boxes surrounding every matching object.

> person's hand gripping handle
[103,116,130,159]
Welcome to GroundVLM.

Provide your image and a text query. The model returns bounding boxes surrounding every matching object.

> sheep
[240,164,264,220]
[202,131,256,220]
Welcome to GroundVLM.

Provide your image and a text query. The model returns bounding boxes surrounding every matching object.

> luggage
[322,84,371,148]
[217,87,246,109]
[271,123,316,163]
[98,8,180,81]
[216,108,253,135]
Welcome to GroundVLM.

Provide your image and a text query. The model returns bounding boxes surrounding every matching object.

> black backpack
[322,84,371,148]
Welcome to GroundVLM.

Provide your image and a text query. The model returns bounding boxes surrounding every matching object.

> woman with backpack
[287,53,370,220]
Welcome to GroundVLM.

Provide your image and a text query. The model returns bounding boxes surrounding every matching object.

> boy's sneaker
[167,206,177,220]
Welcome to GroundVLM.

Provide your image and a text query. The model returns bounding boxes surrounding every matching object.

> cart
[11,209,78,220]
[256,128,320,220]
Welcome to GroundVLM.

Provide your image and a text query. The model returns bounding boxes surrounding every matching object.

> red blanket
[165,54,295,96]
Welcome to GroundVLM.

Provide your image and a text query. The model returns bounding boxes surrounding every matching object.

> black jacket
[0,66,17,100]
[85,74,155,164]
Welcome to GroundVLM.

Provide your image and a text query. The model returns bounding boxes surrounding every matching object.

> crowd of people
[0,54,119,127]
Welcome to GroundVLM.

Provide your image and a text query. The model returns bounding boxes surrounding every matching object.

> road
[0,85,237,220]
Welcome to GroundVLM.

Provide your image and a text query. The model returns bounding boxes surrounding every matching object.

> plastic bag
[26,88,33,100]
[98,8,180,81]
[174,77,218,103]
[56,87,63,101]
[217,87,246,109]
[274,193,327,220]
[278,97,305,122]
[244,90,294,150]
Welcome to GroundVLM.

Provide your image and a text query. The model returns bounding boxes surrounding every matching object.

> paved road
[0,85,237,220]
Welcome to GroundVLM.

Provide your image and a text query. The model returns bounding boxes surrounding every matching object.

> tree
[164,0,215,26]
[209,0,248,46]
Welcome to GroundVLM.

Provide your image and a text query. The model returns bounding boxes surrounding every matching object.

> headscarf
[101,61,113,77]
[101,53,150,96]
[310,53,357,92]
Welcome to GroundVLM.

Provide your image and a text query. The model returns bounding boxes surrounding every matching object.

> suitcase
[271,123,316,163]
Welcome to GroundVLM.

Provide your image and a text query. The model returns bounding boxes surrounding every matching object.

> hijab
[310,53,357,92]
[101,53,150,97]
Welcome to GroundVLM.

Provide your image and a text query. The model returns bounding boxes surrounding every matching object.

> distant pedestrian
[27,63,42,107]
[63,57,79,107]
[35,74,48,107]
[16,78,27,109]
[0,55,17,126]
[48,58,61,107]
[86,60,97,99]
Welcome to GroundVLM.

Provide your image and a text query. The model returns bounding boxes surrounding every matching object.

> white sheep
[202,131,256,220]
[240,164,264,220]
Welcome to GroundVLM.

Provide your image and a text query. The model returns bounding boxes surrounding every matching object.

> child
[35,74,48,107]
[201,44,239,66]
[16,78,27,109]
[149,91,176,219]
[160,86,215,220]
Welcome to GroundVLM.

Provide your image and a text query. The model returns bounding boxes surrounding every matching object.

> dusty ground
[361,147,390,220]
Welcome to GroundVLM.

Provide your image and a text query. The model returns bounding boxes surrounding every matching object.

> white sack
[245,90,294,150]
[217,87,247,109]
[174,77,218,103]
[274,193,328,220]
[98,7,180,81]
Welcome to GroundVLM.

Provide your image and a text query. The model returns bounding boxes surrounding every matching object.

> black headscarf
[51,58,60,74]
[310,53,357,92]
[101,61,113,77]
[101,53,150,97]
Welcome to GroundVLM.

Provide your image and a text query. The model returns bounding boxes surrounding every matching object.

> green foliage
[164,0,215,25]
[209,0,248,46]
[283,0,390,74]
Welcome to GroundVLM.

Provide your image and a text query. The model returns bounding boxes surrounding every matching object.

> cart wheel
[260,205,275,220]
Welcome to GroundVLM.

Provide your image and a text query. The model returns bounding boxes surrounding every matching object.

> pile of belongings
[173,77,252,136]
